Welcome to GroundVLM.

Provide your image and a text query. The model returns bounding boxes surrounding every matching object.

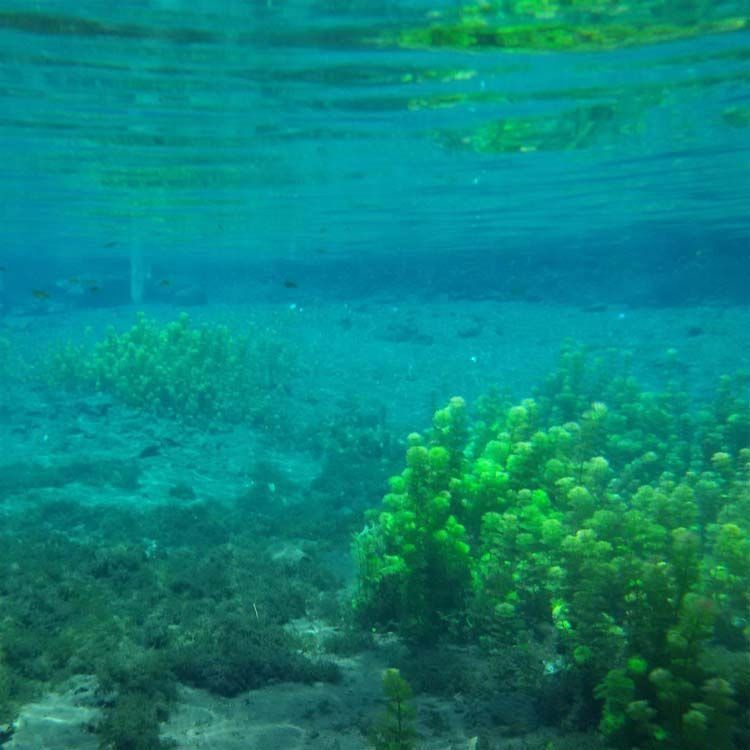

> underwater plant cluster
[355,346,750,749]
[2,315,749,748]
[48,312,293,423]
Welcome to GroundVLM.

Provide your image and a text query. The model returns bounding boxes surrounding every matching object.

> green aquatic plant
[48,312,293,422]
[355,346,750,747]
[371,668,418,750]
[0,511,341,743]
[354,397,473,638]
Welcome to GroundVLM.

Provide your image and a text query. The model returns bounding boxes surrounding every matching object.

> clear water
[1,1,748,288]
[1,3,750,748]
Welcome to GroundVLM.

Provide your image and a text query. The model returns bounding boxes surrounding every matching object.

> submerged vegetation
[355,346,750,748]
[48,312,293,423]
[0,506,341,747]
[371,668,418,750]
[3,329,749,747]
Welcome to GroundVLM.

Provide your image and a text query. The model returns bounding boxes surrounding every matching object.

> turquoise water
[0,3,749,749]
[1,2,748,289]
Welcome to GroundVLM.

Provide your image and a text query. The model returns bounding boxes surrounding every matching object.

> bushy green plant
[48,312,293,422]
[371,668,417,750]
[355,347,750,748]
[354,397,473,638]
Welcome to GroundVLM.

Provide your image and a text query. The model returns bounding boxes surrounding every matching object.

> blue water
[0,1,748,308]
[0,3,749,748]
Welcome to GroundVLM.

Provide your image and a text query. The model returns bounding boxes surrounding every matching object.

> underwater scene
[0,1,749,749]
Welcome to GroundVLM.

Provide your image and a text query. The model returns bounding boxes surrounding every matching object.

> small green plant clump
[354,346,750,749]
[48,312,293,422]
[371,668,418,750]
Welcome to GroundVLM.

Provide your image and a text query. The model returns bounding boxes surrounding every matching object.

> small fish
[88,285,101,294]
[102,240,119,248]
[0,266,6,272]
[283,279,298,289]
[158,279,172,288]
[32,289,51,300]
